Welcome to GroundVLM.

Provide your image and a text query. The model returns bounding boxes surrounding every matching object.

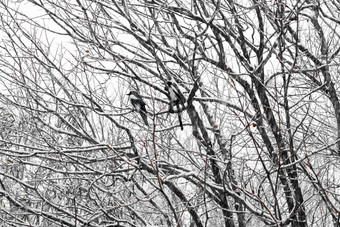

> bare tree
[0,0,340,226]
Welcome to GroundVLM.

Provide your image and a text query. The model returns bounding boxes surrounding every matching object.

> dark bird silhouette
[165,81,184,130]
[127,91,148,126]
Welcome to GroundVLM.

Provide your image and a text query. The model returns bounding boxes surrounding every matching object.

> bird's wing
[136,99,146,106]
[140,102,147,112]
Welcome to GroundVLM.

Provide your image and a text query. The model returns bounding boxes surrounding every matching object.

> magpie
[127,91,148,126]
[165,81,184,130]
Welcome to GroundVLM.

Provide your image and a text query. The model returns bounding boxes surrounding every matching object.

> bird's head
[127,91,138,96]
[166,81,172,86]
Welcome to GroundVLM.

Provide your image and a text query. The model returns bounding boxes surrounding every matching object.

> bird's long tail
[140,111,149,126]
[178,113,183,130]
[176,102,183,130]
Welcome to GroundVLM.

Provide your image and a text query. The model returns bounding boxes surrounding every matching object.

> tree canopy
[0,0,340,226]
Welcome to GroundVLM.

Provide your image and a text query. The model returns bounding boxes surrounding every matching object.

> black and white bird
[127,91,148,126]
[165,81,185,130]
